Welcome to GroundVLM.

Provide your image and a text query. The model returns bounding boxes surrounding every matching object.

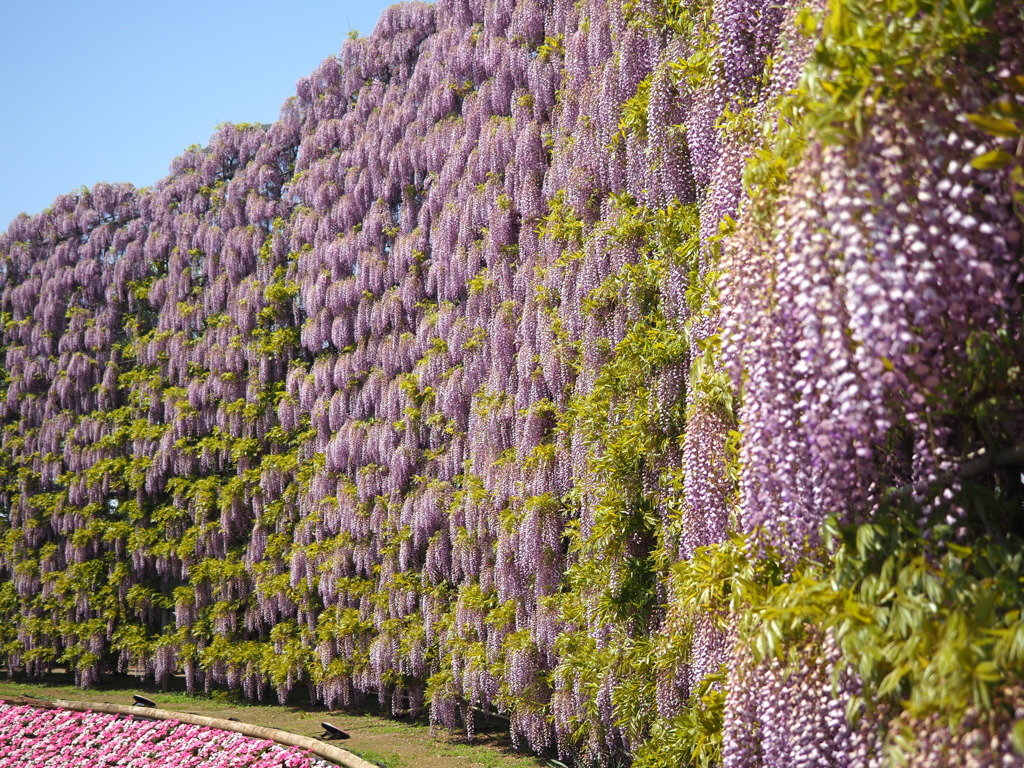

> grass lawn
[0,672,555,768]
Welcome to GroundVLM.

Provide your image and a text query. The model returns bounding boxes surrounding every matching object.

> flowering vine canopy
[1,0,1022,765]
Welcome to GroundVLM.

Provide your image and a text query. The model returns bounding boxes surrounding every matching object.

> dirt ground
[0,672,557,768]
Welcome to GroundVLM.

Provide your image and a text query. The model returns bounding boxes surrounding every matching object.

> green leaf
[1012,720,1024,754]
[796,7,818,37]
[844,599,874,624]
[844,693,864,724]
[974,660,1002,683]
[967,114,1021,139]
[946,542,973,558]
[992,100,1024,121]
[970,149,1016,171]
[1003,75,1024,96]
[877,664,909,697]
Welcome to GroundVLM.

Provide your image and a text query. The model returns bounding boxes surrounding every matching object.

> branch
[959,443,1024,481]
[886,443,1024,502]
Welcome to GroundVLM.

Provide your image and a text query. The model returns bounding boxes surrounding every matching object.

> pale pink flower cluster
[0,704,331,768]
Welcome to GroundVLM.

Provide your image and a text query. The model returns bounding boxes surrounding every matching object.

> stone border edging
[0,695,378,768]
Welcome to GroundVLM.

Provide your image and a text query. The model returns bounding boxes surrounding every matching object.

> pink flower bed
[0,704,332,767]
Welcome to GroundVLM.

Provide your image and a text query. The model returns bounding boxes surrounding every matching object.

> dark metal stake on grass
[321,721,351,739]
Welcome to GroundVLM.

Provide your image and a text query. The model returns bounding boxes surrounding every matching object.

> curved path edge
[0,695,378,768]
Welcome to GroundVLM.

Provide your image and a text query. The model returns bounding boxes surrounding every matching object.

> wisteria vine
[0,0,1022,765]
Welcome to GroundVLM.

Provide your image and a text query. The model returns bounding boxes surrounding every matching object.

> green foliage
[750,515,1024,723]
[616,75,652,144]
[552,180,722,764]
[632,670,726,768]
[537,191,585,244]
[536,34,564,63]
[805,0,994,139]
[969,73,1024,221]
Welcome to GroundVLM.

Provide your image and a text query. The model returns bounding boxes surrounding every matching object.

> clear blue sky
[0,0,398,231]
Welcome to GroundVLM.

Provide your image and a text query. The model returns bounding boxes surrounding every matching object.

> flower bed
[0,704,333,767]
